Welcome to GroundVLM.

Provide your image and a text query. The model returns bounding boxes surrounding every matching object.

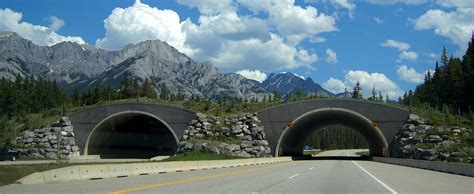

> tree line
[71,73,158,106]
[401,34,474,115]
[0,75,67,118]
[305,126,368,150]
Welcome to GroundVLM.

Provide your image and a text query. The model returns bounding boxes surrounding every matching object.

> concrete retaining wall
[372,157,474,177]
[16,157,292,184]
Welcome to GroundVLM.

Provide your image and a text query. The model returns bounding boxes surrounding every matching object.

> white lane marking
[352,161,398,194]
[288,173,300,179]
[308,167,314,170]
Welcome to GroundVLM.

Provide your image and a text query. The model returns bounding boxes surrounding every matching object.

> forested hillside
[402,35,474,116]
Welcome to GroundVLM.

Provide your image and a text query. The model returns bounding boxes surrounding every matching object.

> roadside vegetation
[0,163,74,186]
[1,35,473,159]
[0,151,242,186]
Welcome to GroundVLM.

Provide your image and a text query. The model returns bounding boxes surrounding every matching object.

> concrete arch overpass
[69,99,408,158]
[69,103,195,158]
[256,99,409,156]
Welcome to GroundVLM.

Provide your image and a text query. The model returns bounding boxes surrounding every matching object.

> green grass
[0,151,243,186]
[161,151,242,162]
[409,106,474,129]
[0,163,74,186]
[302,149,321,155]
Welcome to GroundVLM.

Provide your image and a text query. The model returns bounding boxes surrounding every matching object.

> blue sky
[1,0,473,98]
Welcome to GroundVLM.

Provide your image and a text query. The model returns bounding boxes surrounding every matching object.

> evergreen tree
[273,90,281,102]
[368,85,377,101]
[142,78,157,99]
[296,87,303,100]
[159,84,170,100]
[72,88,81,106]
[104,84,115,102]
[352,81,363,99]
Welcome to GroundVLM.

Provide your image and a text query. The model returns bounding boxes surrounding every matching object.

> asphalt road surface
[1,150,472,194]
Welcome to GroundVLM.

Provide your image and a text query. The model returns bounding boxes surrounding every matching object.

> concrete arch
[84,110,179,158]
[275,108,388,157]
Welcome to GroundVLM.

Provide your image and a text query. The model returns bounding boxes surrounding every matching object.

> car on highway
[0,149,20,161]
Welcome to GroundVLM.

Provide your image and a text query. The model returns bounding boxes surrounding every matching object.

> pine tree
[273,90,281,102]
[368,85,376,101]
[441,47,449,66]
[104,84,115,101]
[297,87,303,100]
[159,84,169,100]
[120,72,133,99]
[72,88,81,106]
[352,81,363,99]
[142,78,157,99]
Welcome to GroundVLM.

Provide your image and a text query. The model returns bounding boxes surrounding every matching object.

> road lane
[1,150,472,194]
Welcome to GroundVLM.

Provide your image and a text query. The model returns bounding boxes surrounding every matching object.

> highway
[1,150,472,194]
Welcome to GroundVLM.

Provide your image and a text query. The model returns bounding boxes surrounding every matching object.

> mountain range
[0,31,339,100]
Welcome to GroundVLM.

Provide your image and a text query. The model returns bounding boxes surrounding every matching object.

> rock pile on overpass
[392,114,473,163]
[13,117,80,159]
[178,112,272,158]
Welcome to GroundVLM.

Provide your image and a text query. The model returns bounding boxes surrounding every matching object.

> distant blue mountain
[261,72,334,97]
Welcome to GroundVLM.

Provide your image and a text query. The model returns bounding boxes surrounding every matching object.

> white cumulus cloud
[96,0,194,54]
[177,0,235,15]
[323,77,346,93]
[366,0,428,5]
[0,8,85,46]
[323,70,403,99]
[435,0,474,8]
[332,0,356,10]
[396,65,425,84]
[237,0,337,44]
[413,8,474,52]
[47,16,65,31]
[236,69,267,82]
[398,51,418,61]
[326,48,338,64]
[381,39,410,51]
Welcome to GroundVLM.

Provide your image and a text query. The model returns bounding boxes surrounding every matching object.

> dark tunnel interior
[278,108,388,157]
[87,113,178,159]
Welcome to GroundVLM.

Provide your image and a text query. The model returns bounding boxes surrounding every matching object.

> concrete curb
[16,157,292,184]
[372,157,474,177]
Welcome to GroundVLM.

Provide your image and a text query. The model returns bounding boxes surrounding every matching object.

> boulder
[196,112,207,119]
[45,153,56,159]
[208,146,220,154]
[23,131,35,138]
[240,141,253,148]
[423,135,442,143]
[62,126,74,132]
[61,137,75,145]
[235,151,252,158]
[451,128,461,134]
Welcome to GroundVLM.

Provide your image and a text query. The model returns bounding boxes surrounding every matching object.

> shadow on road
[291,155,370,161]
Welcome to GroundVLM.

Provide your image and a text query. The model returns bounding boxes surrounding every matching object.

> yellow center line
[108,162,295,194]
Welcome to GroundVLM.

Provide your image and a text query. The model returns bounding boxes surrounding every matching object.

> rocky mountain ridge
[261,72,334,98]
[0,31,334,100]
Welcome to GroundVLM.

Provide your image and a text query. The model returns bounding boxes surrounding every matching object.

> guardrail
[372,157,474,177]
[16,157,292,184]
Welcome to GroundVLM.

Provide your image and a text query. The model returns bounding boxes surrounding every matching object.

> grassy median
[0,163,74,186]
[0,151,242,186]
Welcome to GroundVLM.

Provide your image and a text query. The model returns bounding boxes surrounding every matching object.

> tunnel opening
[85,112,178,159]
[276,108,388,157]
[303,125,368,155]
